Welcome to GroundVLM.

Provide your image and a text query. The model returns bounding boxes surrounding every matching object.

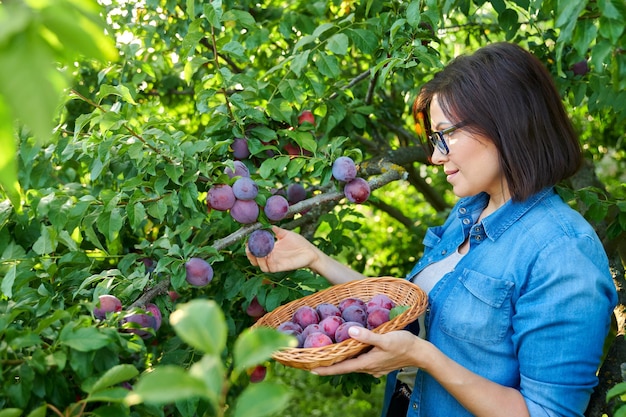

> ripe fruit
[292,305,320,329]
[319,315,344,340]
[264,195,289,221]
[245,296,266,318]
[301,323,323,342]
[298,110,315,126]
[344,177,370,204]
[303,332,333,348]
[232,137,250,159]
[341,304,367,326]
[338,297,366,312]
[332,156,357,182]
[366,307,390,330]
[146,303,162,330]
[123,313,157,339]
[185,257,214,287]
[315,303,342,320]
[230,199,259,224]
[232,177,259,200]
[334,321,364,343]
[571,59,589,76]
[286,183,306,204]
[366,293,395,313]
[225,160,250,179]
[249,365,267,383]
[93,294,123,319]
[247,229,275,258]
[207,184,236,211]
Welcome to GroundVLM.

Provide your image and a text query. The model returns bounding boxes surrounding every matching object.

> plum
[335,321,364,343]
[123,313,157,339]
[292,305,320,329]
[366,293,396,313]
[319,316,344,341]
[249,365,266,383]
[207,184,236,211]
[232,137,250,159]
[341,304,367,326]
[338,297,366,312]
[245,296,266,318]
[185,257,213,287]
[303,332,333,348]
[225,160,250,178]
[315,303,342,320]
[146,303,162,330]
[344,177,370,204]
[264,195,289,221]
[230,199,259,224]
[286,183,306,204]
[247,229,275,258]
[298,110,315,126]
[332,156,357,182]
[93,294,122,319]
[366,307,390,330]
[300,323,323,342]
[232,177,259,200]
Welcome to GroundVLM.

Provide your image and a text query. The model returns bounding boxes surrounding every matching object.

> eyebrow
[433,121,454,130]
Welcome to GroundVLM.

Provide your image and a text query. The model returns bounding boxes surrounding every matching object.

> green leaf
[97,84,137,105]
[25,405,47,417]
[314,52,341,78]
[0,97,21,211]
[1,264,16,298]
[203,1,223,28]
[406,1,422,27]
[189,355,224,407]
[59,325,113,352]
[233,327,297,373]
[606,381,626,401]
[0,410,23,417]
[232,382,291,417]
[169,299,227,355]
[290,50,311,76]
[88,364,140,394]
[346,28,378,54]
[266,98,293,124]
[126,366,209,406]
[326,33,349,55]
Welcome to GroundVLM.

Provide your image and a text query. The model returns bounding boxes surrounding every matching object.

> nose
[430,147,447,165]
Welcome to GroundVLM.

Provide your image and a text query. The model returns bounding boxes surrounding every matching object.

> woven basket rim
[252,277,427,370]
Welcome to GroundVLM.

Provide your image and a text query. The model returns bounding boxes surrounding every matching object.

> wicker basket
[252,277,428,370]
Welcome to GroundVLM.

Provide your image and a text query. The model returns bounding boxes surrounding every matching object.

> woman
[247,42,617,417]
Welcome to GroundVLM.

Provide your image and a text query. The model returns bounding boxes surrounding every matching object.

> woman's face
[429,96,509,203]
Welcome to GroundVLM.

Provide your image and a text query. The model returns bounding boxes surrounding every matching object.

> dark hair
[413,42,582,201]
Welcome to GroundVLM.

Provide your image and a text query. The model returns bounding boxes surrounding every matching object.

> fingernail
[310,370,318,375]
[349,326,360,336]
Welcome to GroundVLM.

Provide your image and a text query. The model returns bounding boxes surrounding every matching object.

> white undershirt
[397,249,466,388]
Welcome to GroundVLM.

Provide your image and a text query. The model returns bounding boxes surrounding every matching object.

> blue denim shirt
[381,187,617,417]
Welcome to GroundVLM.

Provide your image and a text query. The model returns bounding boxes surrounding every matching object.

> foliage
[0,0,625,416]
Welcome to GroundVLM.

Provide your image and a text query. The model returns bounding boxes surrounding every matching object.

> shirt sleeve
[512,234,616,417]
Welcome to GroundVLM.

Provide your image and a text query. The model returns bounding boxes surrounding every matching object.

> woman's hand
[311,327,426,378]
[246,226,320,273]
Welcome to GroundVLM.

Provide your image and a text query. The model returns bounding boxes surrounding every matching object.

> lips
[444,169,458,181]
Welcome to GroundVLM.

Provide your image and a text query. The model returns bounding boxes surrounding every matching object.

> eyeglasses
[428,123,465,155]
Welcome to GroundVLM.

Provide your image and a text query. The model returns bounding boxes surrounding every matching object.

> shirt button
[474,226,481,232]
[441,250,447,255]
[459,207,467,214]
[462,218,470,225]
[412,403,418,410]
[475,235,482,241]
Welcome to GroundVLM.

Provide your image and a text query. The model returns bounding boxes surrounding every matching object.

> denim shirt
[381,187,617,417]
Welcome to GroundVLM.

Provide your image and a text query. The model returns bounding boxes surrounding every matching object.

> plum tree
[344,177,371,204]
[264,195,289,221]
[332,156,357,182]
[247,229,275,257]
[185,257,214,287]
